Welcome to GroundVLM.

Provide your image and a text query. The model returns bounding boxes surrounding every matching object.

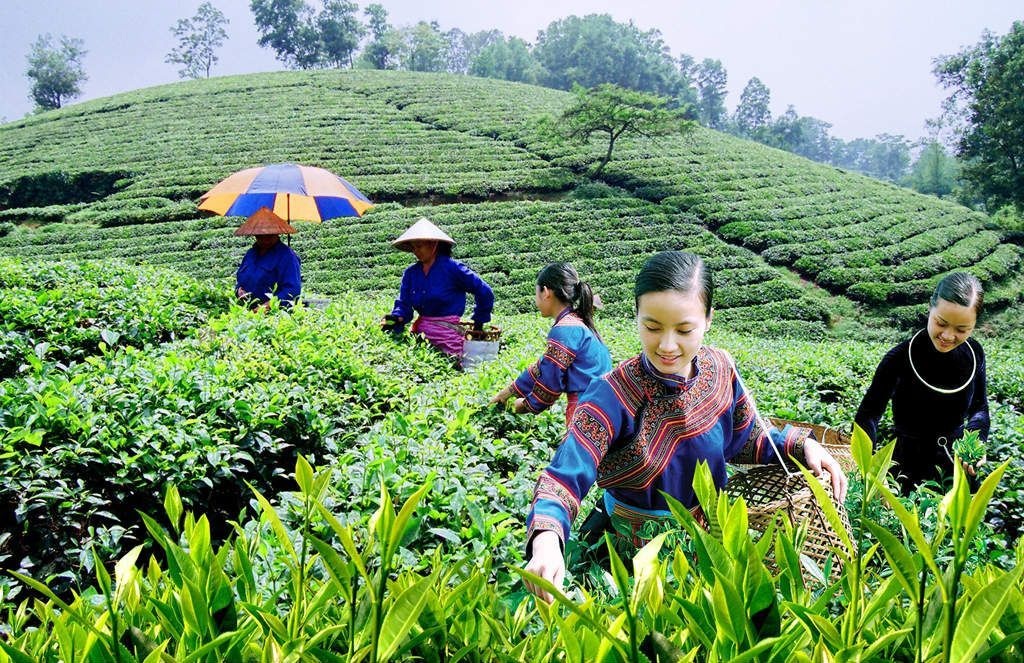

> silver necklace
[907,329,976,394]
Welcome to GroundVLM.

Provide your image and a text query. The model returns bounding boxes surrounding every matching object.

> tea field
[1,258,1023,660]
[1,69,1024,660]
[1,70,1022,334]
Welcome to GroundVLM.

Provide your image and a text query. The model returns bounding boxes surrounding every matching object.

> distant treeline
[250,3,922,185]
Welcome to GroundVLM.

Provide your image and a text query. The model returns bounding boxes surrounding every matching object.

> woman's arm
[854,347,901,443]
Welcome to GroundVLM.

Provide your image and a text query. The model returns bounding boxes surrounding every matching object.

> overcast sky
[1,1,1020,142]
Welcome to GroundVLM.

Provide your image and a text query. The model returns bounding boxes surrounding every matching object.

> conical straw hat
[392,218,455,252]
[234,207,297,236]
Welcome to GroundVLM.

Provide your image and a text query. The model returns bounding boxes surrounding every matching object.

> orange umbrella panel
[198,163,373,222]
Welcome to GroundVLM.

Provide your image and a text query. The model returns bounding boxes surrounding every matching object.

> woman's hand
[802,438,849,503]
[524,530,565,604]
[490,387,512,406]
[512,398,530,413]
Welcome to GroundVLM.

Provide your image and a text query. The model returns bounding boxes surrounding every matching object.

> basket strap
[732,366,794,478]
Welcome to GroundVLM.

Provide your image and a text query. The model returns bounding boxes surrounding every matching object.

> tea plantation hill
[1,70,1021,336]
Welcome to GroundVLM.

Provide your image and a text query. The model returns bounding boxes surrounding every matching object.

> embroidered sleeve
[512,336,577,413]
[526,382,622,550]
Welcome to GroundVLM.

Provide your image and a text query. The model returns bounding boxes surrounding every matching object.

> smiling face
[636,289,712,377]
[927,297,976,353]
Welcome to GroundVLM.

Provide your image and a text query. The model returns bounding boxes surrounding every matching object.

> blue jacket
[236,241,301,306]
[390,254,493,324]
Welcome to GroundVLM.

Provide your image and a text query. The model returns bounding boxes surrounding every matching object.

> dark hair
[537,262,599,334]
[437,241,452,257]
[634,251,713,317]
[931,272,984,317]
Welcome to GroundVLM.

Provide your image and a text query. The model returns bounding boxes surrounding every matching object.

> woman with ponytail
[491,262,612,424]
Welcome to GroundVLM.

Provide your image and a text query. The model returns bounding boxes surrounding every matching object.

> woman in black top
[855,272,989,494]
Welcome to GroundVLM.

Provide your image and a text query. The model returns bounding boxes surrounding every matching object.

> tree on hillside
[934,21,1024,210]
[250,0,319,68]
[318,0,364,68]
[358,3,399,69]
[533,14,682,97]
[401,21,448,72]
[674,54,700,117]
[25,33,87,111]
[165,2,229,79]
[471,36,541,84]
[734,77,771,138]
[695,59,727,129]
[553,83,693,176]
[251,0,362,69]
[904,141,959,198]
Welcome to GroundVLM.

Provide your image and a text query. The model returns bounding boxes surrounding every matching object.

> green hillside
[1,69,1021,334]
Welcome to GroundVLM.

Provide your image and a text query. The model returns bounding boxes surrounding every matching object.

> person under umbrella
[235,207,302,310]
[384,218,494,357]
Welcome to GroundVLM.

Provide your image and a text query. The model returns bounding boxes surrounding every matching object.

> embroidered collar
[555,306,574,323]
[639,351,702,392]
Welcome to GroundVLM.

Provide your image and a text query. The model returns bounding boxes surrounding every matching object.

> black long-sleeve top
[855,333,989,443]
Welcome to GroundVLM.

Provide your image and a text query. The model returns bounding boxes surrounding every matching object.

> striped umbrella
[198,163,373,222]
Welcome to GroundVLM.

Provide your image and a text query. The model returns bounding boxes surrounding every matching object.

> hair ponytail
[536,262,600,336]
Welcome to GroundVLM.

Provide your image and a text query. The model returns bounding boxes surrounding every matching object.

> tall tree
[359,3,398,69]
[25,33,87,110]
[934,21,1024,210]
[904,141,959,198]
[695,58,727,129]
[675,54,700,118]
[533,14,681,97]
[733,77,771,138]
[401,21,447,72]
[471,36,540,84]
[250,0,320,68]
[318,0,364,68]
[554,83,693,176]
[165,2,229,79]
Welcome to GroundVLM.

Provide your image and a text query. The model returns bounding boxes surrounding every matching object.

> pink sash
[411,315,465,356]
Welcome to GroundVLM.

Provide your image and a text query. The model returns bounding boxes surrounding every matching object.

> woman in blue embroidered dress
[854,272,988,494]
[524,251,849,603]
[383,218,494,357]
[491,263,612,425]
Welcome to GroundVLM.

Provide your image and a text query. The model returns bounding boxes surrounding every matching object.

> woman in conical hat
[384,218,494,357]
[235,207,302,309]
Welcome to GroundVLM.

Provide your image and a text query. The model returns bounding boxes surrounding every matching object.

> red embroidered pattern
[535,473,580,521]
[597,347,734,490]
[544,338,576,370]
[527,364,559,407]
[571,402,612,462]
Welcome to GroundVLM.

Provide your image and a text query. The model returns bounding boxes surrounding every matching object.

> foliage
[733,76,772,138]
[551,83,693,176]
[533,14,683,97]
[934,20,1024,211]
[165,1,229,80]
[695,58,728,129]
[470,36,541,84]
[0,69,1020,332]
[250,0,363,69]
[904,140,961,198]
[24,33,88,111]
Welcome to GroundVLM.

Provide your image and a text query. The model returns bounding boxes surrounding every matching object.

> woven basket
[725,420,854,581]
[458,320,502,342]
[769,417,856,473]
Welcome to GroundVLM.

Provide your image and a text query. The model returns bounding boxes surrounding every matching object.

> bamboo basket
[458,320,502,342]
[725,419,853,581]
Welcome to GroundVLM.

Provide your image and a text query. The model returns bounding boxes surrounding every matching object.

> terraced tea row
[0,198,834,337]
